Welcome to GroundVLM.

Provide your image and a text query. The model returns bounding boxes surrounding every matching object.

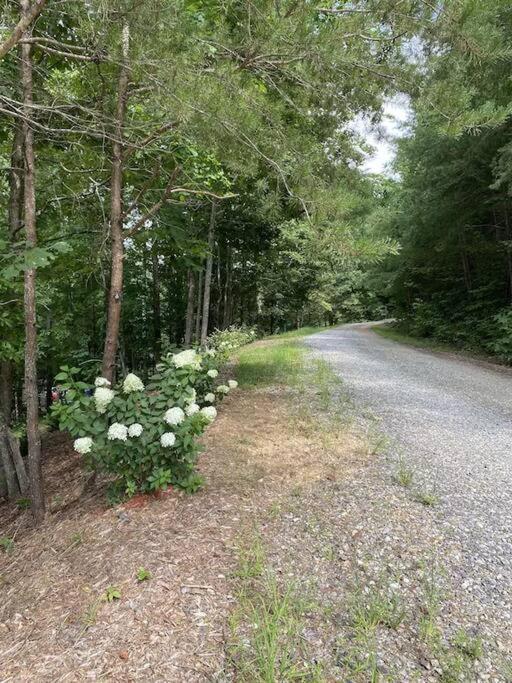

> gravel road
[305,323,512,680]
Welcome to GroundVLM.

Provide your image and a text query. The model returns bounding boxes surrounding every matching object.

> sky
[352,94,412,176]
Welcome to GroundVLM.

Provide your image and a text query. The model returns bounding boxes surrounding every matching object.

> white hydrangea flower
[204,392,215,403]
[228,380,238,389]
[94,377,111,387]
[205,348,216,357]
[94,386,115,413]
[200,406,217,422]
[123,372,144,393]
[161,432,176,448]
[216,384,229,394]
[207,369,218,378]
[172,349,200,369]
[108,422,128,441]
[185,402,200,416]
[184,388,196,405]
[128,423,143,437]
[164,406,185,426]
[74,437,93,454]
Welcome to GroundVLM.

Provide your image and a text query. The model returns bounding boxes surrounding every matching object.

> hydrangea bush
[51,348,238,497]
[207,324,257,360]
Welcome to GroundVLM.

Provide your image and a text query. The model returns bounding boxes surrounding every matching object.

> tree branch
[0,0,47,60]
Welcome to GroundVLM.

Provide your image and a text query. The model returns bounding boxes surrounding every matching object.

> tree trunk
[101,21,130,382]
[184,270,195,346]
[21,1,44,523]
[0,428,20,499]
[200,201,216,346]
[152,249,161,359]
[194,270,203,342]
[222,244,232,329]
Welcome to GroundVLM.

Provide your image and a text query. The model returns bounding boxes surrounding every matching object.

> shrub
[207,324,257,360]
[52,348,238,497]
[488,307,512,362]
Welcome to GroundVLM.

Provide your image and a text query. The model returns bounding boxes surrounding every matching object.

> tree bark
[200,201,216,346]
[21,0,44,523]
[101,21,130,382]
[0,0,46,60]
[152,250,161,358]
[194,270,203,342]
[222,244,232,329]
[184,270,195,346]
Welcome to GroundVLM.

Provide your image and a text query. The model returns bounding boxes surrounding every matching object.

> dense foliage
[369,2,512,360]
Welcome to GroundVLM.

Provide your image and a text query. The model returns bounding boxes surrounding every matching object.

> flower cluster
[172,349,201,369]
[95,377,111,388]
[94,386,115,413]
[123,372,144,393]
[164,406,185,426]
[58,354,239,497]
[128,423,144,437]
[74,436,93,454]
[108,422,128,441]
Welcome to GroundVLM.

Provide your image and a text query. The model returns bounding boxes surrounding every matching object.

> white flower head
[108,422,128,441]
[128,423,143,438]
[205,348,216,357]
[216,384,230,394]
[123,372,144,393]
[204,392,215,403]
[172,349,201,369]
[161,432,176,448]
[94,377,111,388]
[74,437,93,454]
[200,406,217,422]
[185,402,200,416]
[94,386,115,414]
[228,380,238,389]
[164,406,185,426]
[207,369,218,378]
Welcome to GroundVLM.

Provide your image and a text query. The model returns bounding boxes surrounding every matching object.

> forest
[1,0,511,525]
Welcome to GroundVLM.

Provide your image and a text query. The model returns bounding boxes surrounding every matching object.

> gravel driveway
[305,323,512,680]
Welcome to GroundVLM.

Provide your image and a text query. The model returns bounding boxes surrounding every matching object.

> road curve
[306,323,512,666]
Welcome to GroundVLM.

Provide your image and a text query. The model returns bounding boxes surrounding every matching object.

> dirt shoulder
[0,360,367,681]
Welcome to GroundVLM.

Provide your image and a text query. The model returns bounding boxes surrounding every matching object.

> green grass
[373,324,505,366]
[229,535,323,682]
[266,325,333,340]
[236,338,307,388]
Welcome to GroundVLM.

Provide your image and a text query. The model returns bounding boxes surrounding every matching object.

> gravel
[301,323,512,680]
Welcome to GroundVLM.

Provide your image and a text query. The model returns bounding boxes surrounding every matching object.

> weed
[394,458,414,487]
[70,532,83,545]
[102,585,121,602]
[0,537,14,554]
[418,563,443,647]
[230,576,323,682]
[321,544,336,561]
[136,567,152,582]
[349,587,405,633]
[16,497,31,510]
[235,534,265,580]
[268,501,281,519]
[415,490,439,506]
[453,629,483,660]
[82,599,100,629]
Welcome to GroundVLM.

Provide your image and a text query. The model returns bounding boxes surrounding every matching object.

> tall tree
[20,0,44,523]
